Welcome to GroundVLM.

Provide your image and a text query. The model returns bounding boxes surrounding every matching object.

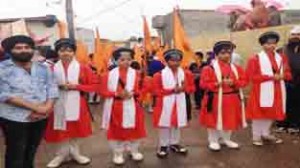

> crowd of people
[1,25,300,168]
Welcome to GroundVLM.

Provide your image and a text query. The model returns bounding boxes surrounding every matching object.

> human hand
[65,83,77,90]
[33,103,52,115]
[274,74,282,81]
[223,78,234,87]
[28,112,46,121]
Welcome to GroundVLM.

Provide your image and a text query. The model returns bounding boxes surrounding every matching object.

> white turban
[290,25,300,35]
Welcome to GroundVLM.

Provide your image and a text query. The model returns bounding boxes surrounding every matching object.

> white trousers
[55,139,82,157]
[252,119,273,140]
[159,128,180,147]
[109,140,140,153]
[207,129,232,143]
[88,92,100,102]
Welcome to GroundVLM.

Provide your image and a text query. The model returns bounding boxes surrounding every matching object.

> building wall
[76,27,94,53]
[190,24,294,66]
[0,21,95,53]
[153,10,230,46]
[281,10,300,25]
[26,21,59,47]
[153,10,300,47]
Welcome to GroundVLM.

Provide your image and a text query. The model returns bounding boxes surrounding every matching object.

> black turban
[112,48,134,61]
[163,49,183,61]
[54,38,76,52]
[259,31,280,45]
[45,49,58,59]
[1,35,35,53]
[213,41,234,55]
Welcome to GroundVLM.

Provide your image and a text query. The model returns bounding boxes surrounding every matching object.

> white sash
[102,67,136,129]
[212,60,247,130]
[230,63,247,129]
[258,51,286,113]
[53,59,80,130]
[158,67,187,128]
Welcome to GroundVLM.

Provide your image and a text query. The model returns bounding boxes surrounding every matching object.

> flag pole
[66,0,75,40]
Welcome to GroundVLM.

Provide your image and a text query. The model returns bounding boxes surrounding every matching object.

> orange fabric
[140,76,153,105]
[152,37,161,52]
[76,41,89,65]
[156,44,169,63]
[152,37,165,62]
[94,28,107,74]
[133,45,143,65]
[173,9,195,68]
[143,16,152,53]
[57,20,67,38]
[103,43,114,65]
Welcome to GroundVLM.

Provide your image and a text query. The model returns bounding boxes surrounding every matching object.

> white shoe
[131,152,144,161]
[208,142,221,151]
[224,140,239,149]
[47,155,67,168]
[252,139,264,146]
[71,154,91,165]
[70,145,91,165]
[113,152,125,165]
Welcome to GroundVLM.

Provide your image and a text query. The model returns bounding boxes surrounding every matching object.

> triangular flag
[173,9,195,68]
[133,44,143,65]
[152,37,161,52]
[156,44,169,63]
[93,28,106,74]
[76,40,89,64]
[103,42,114,63]
[143,16,152,53]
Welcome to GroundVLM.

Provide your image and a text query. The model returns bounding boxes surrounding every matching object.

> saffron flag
[93,28,106,74]
[173,9,195,68]
[76,40,89,65]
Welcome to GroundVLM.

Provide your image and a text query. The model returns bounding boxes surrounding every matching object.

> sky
[0,0,298,40]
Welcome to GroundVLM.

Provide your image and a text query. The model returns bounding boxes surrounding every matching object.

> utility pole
[65,0,75,39]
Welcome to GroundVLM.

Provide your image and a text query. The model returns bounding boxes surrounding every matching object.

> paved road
[1,104,300,168]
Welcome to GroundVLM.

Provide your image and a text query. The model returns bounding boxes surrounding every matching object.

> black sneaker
[156,146,169,158]
[170,144,188,155]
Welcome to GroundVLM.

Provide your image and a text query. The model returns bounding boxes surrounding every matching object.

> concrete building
[152,9,300,46]
[0,15,59,47]
[0,15,94,53]
[76,27,94,53]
